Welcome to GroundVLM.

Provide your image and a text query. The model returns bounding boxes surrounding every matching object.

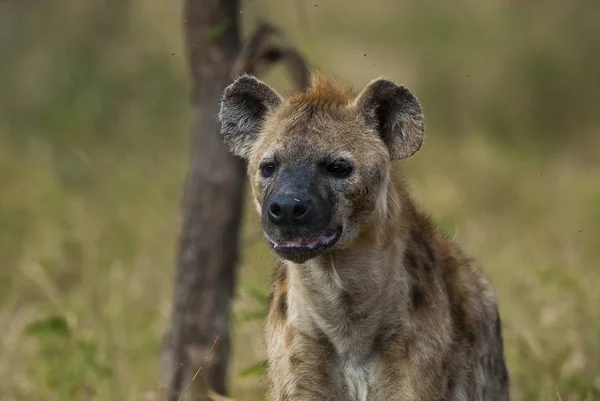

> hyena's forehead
[258,135,356,165]
[252,107,381,166]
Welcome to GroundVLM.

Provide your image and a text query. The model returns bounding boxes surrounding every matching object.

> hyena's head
[219,71,424,263]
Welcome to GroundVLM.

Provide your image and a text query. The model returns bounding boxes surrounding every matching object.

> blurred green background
[1,1,599,400]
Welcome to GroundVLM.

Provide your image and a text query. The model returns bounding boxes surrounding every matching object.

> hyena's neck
[284,176,413,357]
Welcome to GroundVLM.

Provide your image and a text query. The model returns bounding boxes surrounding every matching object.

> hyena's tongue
[275,232,339,250]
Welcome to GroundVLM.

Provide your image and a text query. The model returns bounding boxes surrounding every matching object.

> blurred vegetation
[1,0,599,400]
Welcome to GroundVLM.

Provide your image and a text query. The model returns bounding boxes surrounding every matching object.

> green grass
[1,1,600,400]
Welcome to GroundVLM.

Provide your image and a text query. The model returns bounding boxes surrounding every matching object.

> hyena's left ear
[354,77,424,160]
[218,74,283,159]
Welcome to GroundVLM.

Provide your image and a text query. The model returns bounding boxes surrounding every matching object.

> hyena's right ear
[218,74,282,159]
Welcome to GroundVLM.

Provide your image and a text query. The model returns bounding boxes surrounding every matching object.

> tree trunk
[160,1,244,400]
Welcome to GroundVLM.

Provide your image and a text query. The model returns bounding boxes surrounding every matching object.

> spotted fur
[219,71,510,401]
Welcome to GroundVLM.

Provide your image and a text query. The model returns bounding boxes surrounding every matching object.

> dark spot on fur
[467,329,476,346]
[372,333,384,354]
[410,229,436,270]
[451,303,474,345]
[411,285,426,309]
[296,328,332,350]
[405,250,418,269]
[341,290,353,311]
[278,291,288,316]
[372,330,399,354]
[446,376,456,394]
[269,264,288,316]
[289,355,302,368]
[317,332,332,349]
[344,290,368,322]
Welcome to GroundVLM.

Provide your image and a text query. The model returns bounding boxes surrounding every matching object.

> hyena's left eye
[326,159,353,178]
[260,162,277,178]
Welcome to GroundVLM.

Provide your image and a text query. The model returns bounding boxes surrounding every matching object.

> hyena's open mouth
[267,226,343,263]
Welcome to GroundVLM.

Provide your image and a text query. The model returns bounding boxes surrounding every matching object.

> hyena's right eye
[326,159,353,178]
[260,162,277,178]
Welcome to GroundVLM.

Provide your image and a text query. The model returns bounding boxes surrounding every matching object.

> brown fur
[219,71,509,401]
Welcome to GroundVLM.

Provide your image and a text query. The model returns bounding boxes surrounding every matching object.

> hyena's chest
[324,354,416,401]
[338,356,373,401]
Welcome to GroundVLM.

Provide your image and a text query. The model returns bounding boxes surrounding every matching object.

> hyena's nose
[268,194,311,226]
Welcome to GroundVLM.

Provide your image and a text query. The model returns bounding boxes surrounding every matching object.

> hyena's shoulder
[397,184,501,340]
[400,198,509,400]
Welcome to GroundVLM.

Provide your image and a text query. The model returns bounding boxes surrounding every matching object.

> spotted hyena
[218,70,510,401]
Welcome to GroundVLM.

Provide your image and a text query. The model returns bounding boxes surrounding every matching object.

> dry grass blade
[177,336,220,401]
